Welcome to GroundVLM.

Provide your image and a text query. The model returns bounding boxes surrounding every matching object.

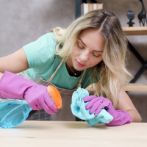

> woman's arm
[117,90,142,122]
[0,48,28,73]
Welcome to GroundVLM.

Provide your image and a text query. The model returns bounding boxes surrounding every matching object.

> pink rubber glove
[83,96,132,126]
[0,71,57,115]
[83,96,111,115]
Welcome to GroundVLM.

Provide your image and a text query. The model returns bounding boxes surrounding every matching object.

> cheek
[71,47,79,56]
[88,57,102,67]
[70,47,78,62]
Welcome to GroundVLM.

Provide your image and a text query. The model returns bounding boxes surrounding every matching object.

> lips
[76,59,85,68]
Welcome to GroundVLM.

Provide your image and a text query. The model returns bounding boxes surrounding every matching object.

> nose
[79,49,89,61]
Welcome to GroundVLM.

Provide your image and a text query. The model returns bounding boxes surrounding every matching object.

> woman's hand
[0,71,58,115]
[83,95,111,115]
[83,95,132,126]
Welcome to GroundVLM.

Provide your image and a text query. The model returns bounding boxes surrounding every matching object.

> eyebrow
[78,38,103,52]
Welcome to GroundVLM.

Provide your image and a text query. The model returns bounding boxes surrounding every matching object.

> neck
[65,63,82,77]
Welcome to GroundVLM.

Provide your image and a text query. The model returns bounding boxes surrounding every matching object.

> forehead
[78,28,105,51]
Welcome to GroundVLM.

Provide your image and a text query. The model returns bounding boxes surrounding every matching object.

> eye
[92,51,102,57]
[77,40,85,49]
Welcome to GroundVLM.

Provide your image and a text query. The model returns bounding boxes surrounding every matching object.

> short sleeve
[23,32,57,68]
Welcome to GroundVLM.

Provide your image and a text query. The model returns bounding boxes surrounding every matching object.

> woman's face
[68,28,105,71]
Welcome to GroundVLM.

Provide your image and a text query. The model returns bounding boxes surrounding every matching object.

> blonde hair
[53,10,131,106]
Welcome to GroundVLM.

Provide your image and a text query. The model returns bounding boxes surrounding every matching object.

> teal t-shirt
[22,32,93,89]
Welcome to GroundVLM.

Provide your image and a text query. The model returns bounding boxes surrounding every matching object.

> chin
[74,66,86,71]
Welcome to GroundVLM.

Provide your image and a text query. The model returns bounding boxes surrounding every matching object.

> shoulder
[23,32,58,67]
[34,32,57,49]
[41,32,57,44]
[23,32,57,52]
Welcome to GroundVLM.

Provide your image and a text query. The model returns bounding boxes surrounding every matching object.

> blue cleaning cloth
[0,99,32,128]
[71,87,113,126]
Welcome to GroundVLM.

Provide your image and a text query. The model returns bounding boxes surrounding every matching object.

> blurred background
[0,0,147,121]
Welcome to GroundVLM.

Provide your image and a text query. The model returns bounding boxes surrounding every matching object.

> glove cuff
[107,110,132,126]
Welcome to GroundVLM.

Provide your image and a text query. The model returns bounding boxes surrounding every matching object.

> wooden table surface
[0,121,147,147]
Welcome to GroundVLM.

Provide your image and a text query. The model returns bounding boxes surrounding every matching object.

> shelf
[123,26,147,83]
[124,83,147,92]
[123,27,147,35]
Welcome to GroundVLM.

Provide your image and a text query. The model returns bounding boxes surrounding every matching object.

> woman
[0,9,141,125]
